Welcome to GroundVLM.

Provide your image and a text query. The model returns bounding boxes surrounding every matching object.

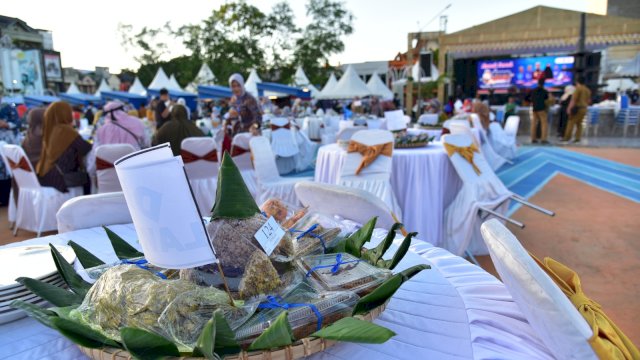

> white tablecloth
[315,142,462,247]
[0,224,552,360]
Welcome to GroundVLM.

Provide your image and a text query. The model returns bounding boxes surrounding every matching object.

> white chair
[504,115,521,139]
[469,114,509,169]
[338,129,402,219]
[3,144,82,236]
[181,137,219,215]
[56,192,132,233]
[418,113,439,126]
[95,144,136,193]
[442,134,553,257]
[488,122,517,160]
[269,117,299,175]
[294,181,396,230]
[366,118,382,129]
[320,116,342,145]
[336,127,360,143]
[338,120,354,131]
[0,141,16,225]
[249,136,313,205]
[384,110,408,131]
[231,133,259,199]
[302,116,323,141]
[292,126,318,172]
[480,219,598,360]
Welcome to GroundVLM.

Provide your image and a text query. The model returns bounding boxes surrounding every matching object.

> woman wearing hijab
[37,101,92,193]
[228,73,262,134]
[557,85,575,138]
[152,104,204,156]
[96,101,146,150]
[472,100,491,130]
[21,107,45,167]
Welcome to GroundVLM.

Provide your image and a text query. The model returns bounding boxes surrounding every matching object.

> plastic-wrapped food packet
[299,253,391,296]
[288,212,347,256]
[71,265,255,350]
[85,256,178,281]
[260,198,309,228]
[234,282,359,344]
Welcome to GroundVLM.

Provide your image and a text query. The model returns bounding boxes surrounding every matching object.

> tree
[118,23,171,65]
[136,56,202,88]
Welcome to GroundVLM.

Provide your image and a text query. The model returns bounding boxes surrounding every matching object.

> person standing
[154,88,172,130]
[564,76,591,143]
[530,78,549,144]
[228,73,262,133]
[557,85,574,138]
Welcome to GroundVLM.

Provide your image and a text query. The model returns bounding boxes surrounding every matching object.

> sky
[0,0,607,74]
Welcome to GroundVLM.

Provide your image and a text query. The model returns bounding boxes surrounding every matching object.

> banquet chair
[338,129,402,218]
[0,141,16,226]
[488,122,517,160]
[249,136,312,205]
[95,144,136,193]
[614,107,640,137]
[181,137,219,215]
[270,117,300,175]
[504,115,520,140]
[294,181,396,230]
[3,144,82,237]
[302,116,324,141]
[292,126,318,172]
[583,107,600,138]
[366,118,382,129]
[320,116,342,145]
[469,114,511,168]
[480,219,599,360]
[418,114,439,126]
[56,192,132,233]
[442,134,553,258]
[336,127,360,144]
[231,133,258,199]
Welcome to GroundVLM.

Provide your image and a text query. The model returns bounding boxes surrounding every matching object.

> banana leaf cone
[211,152,260,220]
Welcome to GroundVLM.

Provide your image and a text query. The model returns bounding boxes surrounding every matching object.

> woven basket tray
[78,302,387,360]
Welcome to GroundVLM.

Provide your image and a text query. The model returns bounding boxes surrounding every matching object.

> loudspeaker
[419,52,432,78]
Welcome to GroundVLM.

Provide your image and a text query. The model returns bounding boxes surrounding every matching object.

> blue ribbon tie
[122,259,167,279]
[305,253,361,278]
[258,295,323,331]
[290,224,327,252]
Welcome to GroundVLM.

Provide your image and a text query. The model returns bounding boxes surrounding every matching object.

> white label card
[254,216,286,256]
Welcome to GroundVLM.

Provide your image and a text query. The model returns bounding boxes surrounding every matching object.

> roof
[318,65,371,99]
[0,15,37,32]
[441,6,640,58]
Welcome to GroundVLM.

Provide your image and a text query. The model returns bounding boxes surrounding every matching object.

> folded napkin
[444,142,481,175]
[8,157,31,172]
[347,140,393,175]
[531,254,640,360]
[271,123,291,131]
[181,148,218,163]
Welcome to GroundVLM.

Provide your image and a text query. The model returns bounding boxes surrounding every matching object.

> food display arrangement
[393,129,435,148]
[11,154,429,360]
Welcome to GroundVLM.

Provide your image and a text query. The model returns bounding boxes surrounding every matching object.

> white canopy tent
[318,65,371,99]
[168,75,183,91]
[185,82,198,93]
[93,79,111,97]
[128,77,147,96]
[194,63,216,85]
[603,78,639,93]
[292,66,320,98]
[66,83,81,95]
[366,72,394,100]
[148,67,171,90]
[319,72,338,98]
[244,69,262,98]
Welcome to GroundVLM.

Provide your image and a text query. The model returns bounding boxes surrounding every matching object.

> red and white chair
[95,144,136,193]
[337,129,402,218]
[181,137,219,215]
[231,133,258,199]
[3,144,82,236]
[249,136,312,205]
[57,192,132,233]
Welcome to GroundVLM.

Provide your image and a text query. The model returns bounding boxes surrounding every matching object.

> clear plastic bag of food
[288,212,348,256]
[299,253,391,295]
[71,265,256,350]
[259,198,307,226]
[84,257,178,281]
[234,282,359,344]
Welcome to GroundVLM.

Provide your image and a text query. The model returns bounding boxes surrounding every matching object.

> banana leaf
[192,310,238,358]
[388,232,417,270]
[352,264,430,315]
[51,317,120,349]
[16,277,82,307]
[68,241,105,268]
[50,305,77,320]
[49,244,91,297]
[211,152,260,220]
[120,327,180,360]
[311,317,395,344]
[10,300,56,328]
[362,223,402,265]
[248,312,294,351]
[344,217,377,257]
[103,226,143,260]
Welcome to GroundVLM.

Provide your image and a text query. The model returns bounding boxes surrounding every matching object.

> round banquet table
[0,223,552,360]
[315,142,462,248]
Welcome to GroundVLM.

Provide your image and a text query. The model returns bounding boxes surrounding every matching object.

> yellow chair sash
[444,143,481,175]
[347,140,393,175]
[530,253,640,360]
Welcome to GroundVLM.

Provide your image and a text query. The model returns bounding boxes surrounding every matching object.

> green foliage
[52,317,120,349]
[136,56,202,88]
[311,317,395,344]
[120,327,180,359]
[248,312,294,351]
[49,244,91,297]
[68,241,105,269]
[103,226,144,260]
[10,300,56,328]
[193,310,239,358]
[344,217,377,257]
[16,277,83,307]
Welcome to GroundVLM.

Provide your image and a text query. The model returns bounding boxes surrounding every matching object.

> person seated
[21,107,45,167]
[96,101,147,150]
[472,100,491,130]
[36,102,92,194]
[152,104,204,156]
[504,96,517,119]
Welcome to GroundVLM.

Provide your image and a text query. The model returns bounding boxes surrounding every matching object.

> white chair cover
[418,113,439,125]
[336,127,360,142]
[338,129,402,218]
[302,117,324,141]
[384,110,407,131]
[320,116,342,145]
[338,120,354,131]
[504,115,520,139]
[56,192,132,233]
[0,142,16,223]
[442,134,512,256]
[488,122,517,160]
[469,114,508,171]
[95,144,136,193]
[231,133,258,199]
[366,118,383,129]
[292,127,317,172]
[3,144,82,236]
[181,137,219,215]
[249,136,312,205]
[480,219,598,360]
[294,181,396,229]
[270,117,299,157]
